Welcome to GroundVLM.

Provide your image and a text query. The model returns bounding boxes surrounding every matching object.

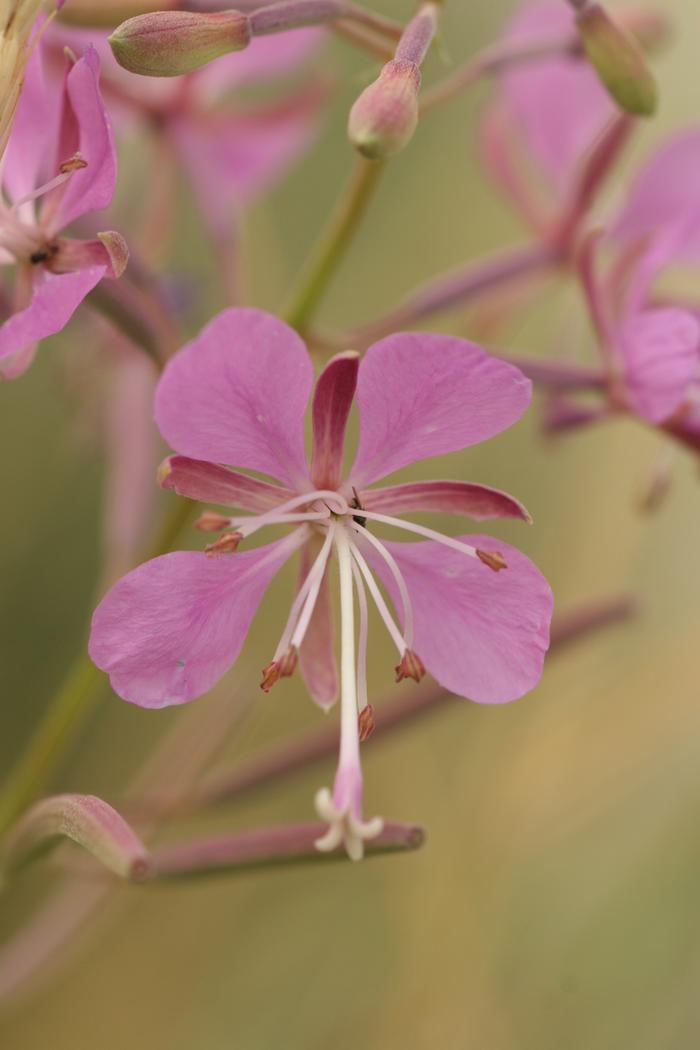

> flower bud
[108,11,251,78]
[348,59,421,160]
[575,2,657,116]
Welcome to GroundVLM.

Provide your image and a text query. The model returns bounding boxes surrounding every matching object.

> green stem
[284,157,387,335]
[0,497,199,840]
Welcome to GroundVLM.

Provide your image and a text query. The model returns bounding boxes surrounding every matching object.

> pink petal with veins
[350,332,531,487]
[155,308,313,488]
[160,455,295,511]
[362,535,552,704]
[360,479,531,522]
[0,267,106,378]
[89,538,300,708]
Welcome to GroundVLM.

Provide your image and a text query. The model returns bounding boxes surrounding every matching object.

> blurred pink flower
[47,25,326,241]
[481,1,620,244]
[613,128,700,265]
[89,308,553,858]
[0,42,125,379]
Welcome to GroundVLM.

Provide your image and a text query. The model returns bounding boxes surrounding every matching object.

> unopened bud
[195,511,232,533]
[260,646,298,692]
[358,704,376,742]
[476,549,508,572]
[348,60,421,160]
[109,11,251,78]
[395,649,425,684]
[575,2,657,116]
[204,531,243,557]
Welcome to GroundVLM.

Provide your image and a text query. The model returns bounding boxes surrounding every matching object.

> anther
[59,152,88,174]
[195,511,232,532]
[358,704,376,742]
[476,548,508,572]
[204,531,242,556]
[260,646,298,692]
[395,649,425,683]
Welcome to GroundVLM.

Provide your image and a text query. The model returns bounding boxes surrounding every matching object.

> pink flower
[46,25,326,240]
[578,227,700,427]
[89,309,553,858]
[0,41,125,379]
[613,128,700,265]
[482,1,619,243]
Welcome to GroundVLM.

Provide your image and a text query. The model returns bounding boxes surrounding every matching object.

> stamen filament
[349,541,406,657]
[358,509,480,559]
[232,488,349,538]
[349,521,414,647]
[272,524,335,661]
[290,522,337,650]
[349,558,369,713]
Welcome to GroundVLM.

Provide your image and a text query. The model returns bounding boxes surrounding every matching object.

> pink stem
[351,242,562,342]
[150,821,424,878]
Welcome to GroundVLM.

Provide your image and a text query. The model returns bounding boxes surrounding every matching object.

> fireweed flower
[547,228,700,440]
[0,39,125,378]
[89,309,553,860]
[46,25,325,243]
[481,1,619,246]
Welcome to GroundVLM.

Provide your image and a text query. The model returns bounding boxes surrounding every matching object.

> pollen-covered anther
[358,704,376,742]
[59,152,88,174]
[260,646,298,693]
[477,548,508,572]
[204,531,242,557]
[195,511,232,533]
[395,648,425,683]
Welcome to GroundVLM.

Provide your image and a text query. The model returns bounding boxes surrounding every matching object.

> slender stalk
[349,242,561,343]
[0,496,199,840]
[284,157,387,334]
[149,821,424,879]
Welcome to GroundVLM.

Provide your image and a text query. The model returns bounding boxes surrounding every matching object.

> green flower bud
[576,2,658,117]
[108,10,251,78]
[348,60,421,160]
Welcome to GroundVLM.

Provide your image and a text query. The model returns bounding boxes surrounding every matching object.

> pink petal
[496,1,615,197]
[3,39,58,204]
[360,480,531,522]
[362,535,552,704]
[167,86,323,232]
[89,538,299,708]
[613,130,700,262]
[297,540,338,708]
[311,351,359,489]
[349,333,531,487]
[154,308,313,488]
[48,47,117,233]
[0,267,106,378]
[160,455,295,511]
[620,307,700,424]
[193,28,324,99]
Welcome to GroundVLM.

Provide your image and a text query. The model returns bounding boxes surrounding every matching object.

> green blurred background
[2,1,700,1046]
